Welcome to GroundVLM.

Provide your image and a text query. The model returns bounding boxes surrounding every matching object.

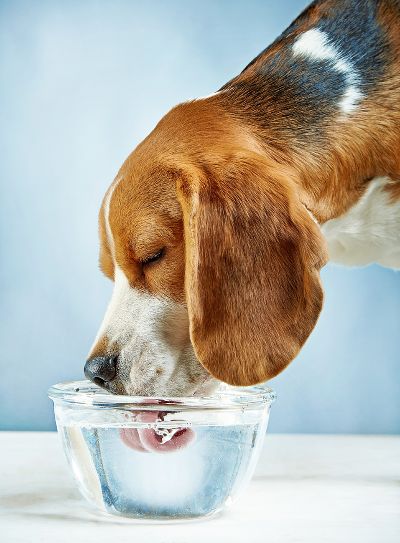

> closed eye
[142,248,165,266]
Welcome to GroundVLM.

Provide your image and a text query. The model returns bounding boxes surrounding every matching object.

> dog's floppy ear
[176,151,327,386]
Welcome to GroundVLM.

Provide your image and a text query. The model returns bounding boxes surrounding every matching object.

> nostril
[84,355,118,385]
[92,376,106,387]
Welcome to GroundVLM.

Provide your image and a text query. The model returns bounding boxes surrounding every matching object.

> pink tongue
[119,411,194,453]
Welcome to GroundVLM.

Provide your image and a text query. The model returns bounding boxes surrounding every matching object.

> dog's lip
[102,379,128,395]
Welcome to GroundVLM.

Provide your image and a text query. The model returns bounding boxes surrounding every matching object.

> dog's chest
[321,177,400,269]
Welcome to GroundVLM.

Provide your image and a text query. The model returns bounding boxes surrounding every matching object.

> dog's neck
[215,0,400,223]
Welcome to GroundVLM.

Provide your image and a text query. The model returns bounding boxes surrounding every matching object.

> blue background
[1,0,399,432]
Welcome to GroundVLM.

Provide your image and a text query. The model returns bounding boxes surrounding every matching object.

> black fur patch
[220,0,394,142]
[311,0,388,89]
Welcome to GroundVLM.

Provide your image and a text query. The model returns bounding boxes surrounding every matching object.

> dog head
[85,99,327,395]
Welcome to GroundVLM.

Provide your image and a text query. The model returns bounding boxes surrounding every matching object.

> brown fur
[177,150,327,384]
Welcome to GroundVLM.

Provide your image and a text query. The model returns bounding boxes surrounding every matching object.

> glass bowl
[49,380,275,522]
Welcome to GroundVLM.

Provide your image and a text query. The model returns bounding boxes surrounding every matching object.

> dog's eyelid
[141,248,165,266]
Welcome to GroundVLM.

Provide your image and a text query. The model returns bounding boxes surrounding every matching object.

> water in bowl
[60,420,265,520]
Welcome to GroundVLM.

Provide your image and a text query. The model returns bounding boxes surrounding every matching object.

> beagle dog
[85,0,400,397]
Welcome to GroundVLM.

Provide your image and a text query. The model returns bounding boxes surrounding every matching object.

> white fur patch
[193,91,220,102]
[103,176,122,259]
[95,266,177,348]
[292,28,363,114]
[321,177,400,269]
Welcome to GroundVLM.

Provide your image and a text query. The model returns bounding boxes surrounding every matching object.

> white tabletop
[0,432,399,542]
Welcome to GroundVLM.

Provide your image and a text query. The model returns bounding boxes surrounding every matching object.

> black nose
[84,355,117,386]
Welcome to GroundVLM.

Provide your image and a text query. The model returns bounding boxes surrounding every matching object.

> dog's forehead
[98,161,184,279]
[113,160,182,217]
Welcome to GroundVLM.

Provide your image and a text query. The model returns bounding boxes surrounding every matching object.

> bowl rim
[48,380,276,410]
